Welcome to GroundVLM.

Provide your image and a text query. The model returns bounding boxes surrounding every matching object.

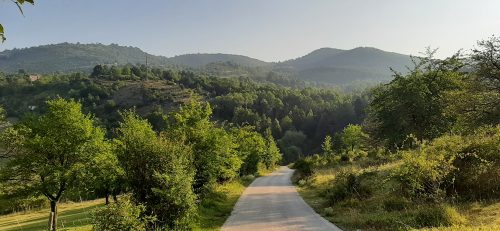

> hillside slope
[0,43,413,85]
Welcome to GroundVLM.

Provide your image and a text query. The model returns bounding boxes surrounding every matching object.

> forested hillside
[0,43,412,86]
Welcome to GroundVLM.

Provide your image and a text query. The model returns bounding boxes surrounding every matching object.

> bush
[394,125,500,201]
[414,205,466,228]
[325,170,372,204]
[451,126,500,200]
[292,157,314,178]
[394,135,462,201]
[91,197,155,231]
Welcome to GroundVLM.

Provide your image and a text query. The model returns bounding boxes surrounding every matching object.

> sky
[0,0,499,62]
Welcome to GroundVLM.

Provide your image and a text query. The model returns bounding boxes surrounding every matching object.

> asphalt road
[222,166,342,231]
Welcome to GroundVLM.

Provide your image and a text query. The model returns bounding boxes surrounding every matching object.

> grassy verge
[296,160,500,231]
[195,177,253,231]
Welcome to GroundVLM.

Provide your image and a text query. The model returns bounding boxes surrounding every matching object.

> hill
[0,43,171,73]
[276,47,413,84]
[0,43,413,85]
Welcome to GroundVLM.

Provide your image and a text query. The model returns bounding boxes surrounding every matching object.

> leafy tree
[446,36,500,131]
[341,124,368,152]
[366,52,463,147]
[321,135,334,156]
[167,101,241,193]
[84,141,125,204]
[0,98,107,231]
[231,127,267,175]
[263,129,282,168]
[116,111,196,229]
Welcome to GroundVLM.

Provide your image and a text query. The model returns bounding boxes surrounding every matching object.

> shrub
[394,125,500,201]
[393,136,462,201]
[414,205,466,228]
[292,157,314,178]
[91,197,155,231]
[451,126,500,200]
[325,170,371,204]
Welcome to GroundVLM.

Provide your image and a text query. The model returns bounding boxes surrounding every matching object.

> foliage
[325,169,372,204]
[91,196,154,231]
[394,125,500,201]
[321,135,334,156]
[0,0,35,42]
[366,51,464,147]
[116,111,196,229]
[167,101,242,193]
[445,36,500,132]
[0,98,107,230]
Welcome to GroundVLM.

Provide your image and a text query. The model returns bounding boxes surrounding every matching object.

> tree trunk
[105,194,110,205]
[48,200,58,231]
[113,194,118,202]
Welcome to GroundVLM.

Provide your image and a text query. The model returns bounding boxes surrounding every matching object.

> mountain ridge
[0,43,413,84]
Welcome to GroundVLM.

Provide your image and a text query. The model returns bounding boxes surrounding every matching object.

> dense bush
[91,196,154,231]
[325,170,372,204]
[394,125,500,201]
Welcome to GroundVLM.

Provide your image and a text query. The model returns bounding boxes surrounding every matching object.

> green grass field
[0,178,251,231]
[0,199,102,231]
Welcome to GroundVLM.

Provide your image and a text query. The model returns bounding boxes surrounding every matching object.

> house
[29,74,41,82]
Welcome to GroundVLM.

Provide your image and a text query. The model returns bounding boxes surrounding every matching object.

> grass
[0,176,254,231]
[195,177,254,231]
[296,159,500,231]
[0,199,103,231]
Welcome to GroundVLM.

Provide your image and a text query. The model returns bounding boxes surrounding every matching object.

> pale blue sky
[0,0,499,61]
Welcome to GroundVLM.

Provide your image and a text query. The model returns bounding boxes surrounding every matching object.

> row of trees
[0,98,281,230]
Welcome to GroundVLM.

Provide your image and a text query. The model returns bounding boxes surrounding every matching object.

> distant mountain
[169,53,270,68]
[0,43,170,73]
[0,43,270,73]
[0,43,413,85]
[276,47,413,84]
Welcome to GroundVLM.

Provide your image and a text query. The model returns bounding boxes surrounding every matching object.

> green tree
[167,101,241,193]
[231,127,267,176]
[446,36,500,131]
[0,98,107,231]
[83,141,125,204]
[117,111,196,229]
[366,51,463,147]
[341,124,368,152]
[321,135,334,156]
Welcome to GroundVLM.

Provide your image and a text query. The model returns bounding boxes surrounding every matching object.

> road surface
[222,166,342,231]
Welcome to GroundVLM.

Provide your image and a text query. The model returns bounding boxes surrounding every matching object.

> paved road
[222,167,342,231]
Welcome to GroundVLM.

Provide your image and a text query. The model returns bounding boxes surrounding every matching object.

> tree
[1,0,35,42]
[231,127,267,176]
[366,51,463,147]
[167,101,241,193]
[341,124,368,152]
[321,135,334,156]
[83,141,125,204]
[0,98,107,231]
[117,111,196,229]
[446,36,500,131]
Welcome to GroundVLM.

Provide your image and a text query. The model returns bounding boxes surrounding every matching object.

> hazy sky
[0,0,499,61]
